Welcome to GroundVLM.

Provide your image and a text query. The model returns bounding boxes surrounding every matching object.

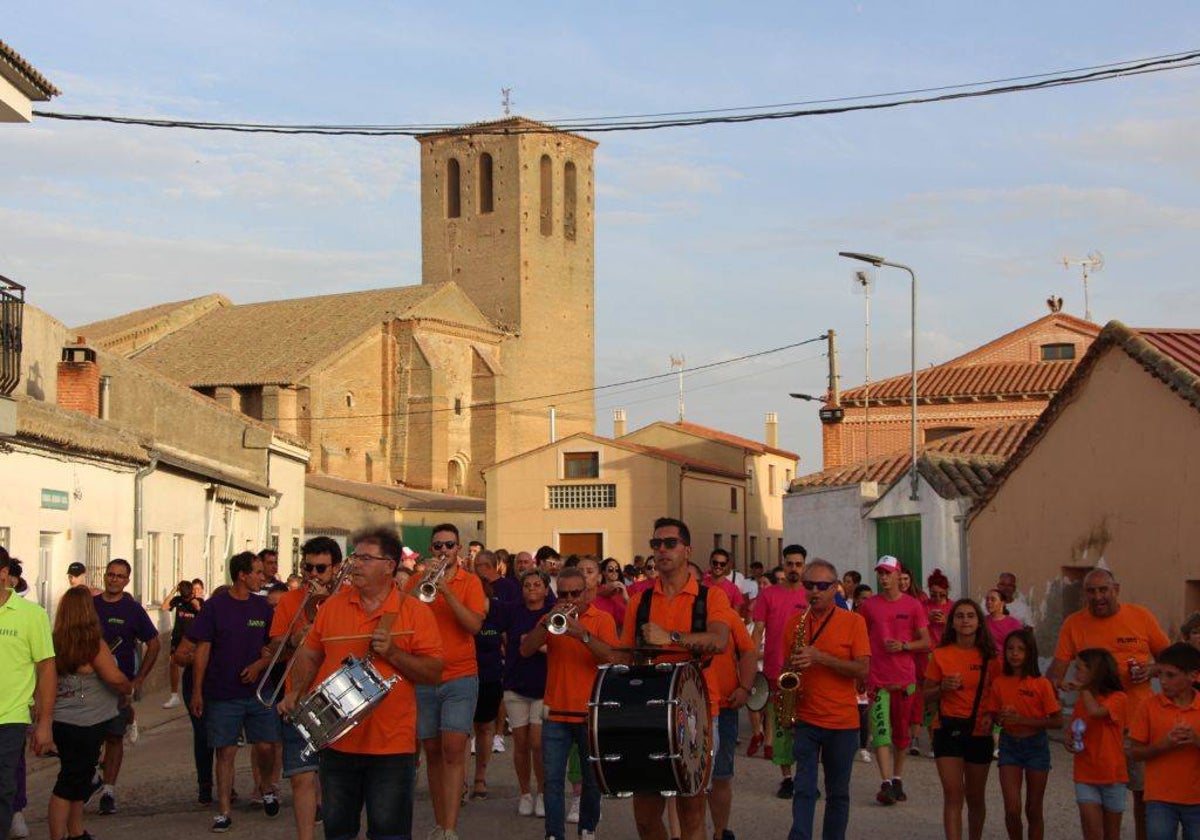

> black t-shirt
[169,595,204,639]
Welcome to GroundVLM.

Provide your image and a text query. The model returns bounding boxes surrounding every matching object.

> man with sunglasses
[519,566,618,840]
[404,523,487,840]
[784,560,870,840]
[267,536,343,840]
[704,549,747,618]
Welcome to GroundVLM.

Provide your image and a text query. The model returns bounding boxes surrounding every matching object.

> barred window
[548,484,616,509]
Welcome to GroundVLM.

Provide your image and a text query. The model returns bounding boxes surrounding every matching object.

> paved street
[21,689,1133,839]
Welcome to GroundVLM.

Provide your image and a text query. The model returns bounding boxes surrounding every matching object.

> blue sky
[4,3,1199,469]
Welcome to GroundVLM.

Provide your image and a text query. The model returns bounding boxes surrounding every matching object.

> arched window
[563,161,577,241]
[539,154,552,236]
[478,153,494,213]
[446,157,461,218]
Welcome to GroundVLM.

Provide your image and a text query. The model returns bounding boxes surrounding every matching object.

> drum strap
[634,584,711,666]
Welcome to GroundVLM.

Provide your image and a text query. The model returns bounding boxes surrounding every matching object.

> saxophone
[775,606,811,727]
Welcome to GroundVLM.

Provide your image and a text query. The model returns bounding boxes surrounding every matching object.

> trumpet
[775,606,811,727]
[547,604,578,635]
[417,555,453,603]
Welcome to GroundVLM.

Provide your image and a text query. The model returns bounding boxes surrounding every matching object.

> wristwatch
[669,631,683,645]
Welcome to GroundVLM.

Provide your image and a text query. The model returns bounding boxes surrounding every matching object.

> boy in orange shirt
[1127,642,1200,840]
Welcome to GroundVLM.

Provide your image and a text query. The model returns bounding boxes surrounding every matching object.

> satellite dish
[850,268,874,295]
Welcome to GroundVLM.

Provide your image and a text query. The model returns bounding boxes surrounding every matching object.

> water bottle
[1071,718,1086,752]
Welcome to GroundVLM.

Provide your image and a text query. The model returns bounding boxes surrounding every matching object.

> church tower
[417,118,597,461]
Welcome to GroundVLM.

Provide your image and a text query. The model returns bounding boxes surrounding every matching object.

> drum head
[667,662,712,796]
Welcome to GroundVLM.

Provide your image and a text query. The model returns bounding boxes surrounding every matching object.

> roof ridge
[0,39,60,98]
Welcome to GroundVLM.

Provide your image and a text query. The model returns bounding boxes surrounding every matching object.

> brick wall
[57,359,100,416]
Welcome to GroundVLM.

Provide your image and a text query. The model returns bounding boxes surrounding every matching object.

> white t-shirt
[730,570,758,600]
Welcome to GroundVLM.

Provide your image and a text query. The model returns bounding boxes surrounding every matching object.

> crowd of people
[2,528,1200,840]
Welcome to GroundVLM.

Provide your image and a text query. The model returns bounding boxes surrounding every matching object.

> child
[1127,642,1200,840]
[986,628,1062,840]
[1065,648,1128,840]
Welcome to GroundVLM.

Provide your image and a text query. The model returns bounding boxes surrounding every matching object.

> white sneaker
[580,831,596,840]
[518,792,534,816]
[162,693,182,710]
[567,795,580,824]
[124,719,139,746]
[535,793,545,817]
[858,748,872,763]
[9,811,29,839]
[469,736,476,755]
[492,734,506,753]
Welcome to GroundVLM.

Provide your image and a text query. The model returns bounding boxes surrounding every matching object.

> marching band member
[279,527,443,840]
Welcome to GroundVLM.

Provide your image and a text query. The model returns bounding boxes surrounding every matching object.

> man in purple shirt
[93,558,160,816]
[188,552,279,832]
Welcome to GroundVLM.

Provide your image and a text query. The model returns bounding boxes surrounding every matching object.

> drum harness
[633,584,712,667]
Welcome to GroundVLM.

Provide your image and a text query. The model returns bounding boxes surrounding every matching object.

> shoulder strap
[691,584,708,634]
[968,652,990,728]
[634,587,654,647]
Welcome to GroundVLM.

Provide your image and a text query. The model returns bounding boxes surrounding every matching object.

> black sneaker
[211,814,232,833]
[198,787,214,806]
[876,781,897,806]
[892,779,907,802]
[98,792,116,815]
[262,791,280,819]
[67,833,96,840]
[721,831,736,840]
[776,777,794,799]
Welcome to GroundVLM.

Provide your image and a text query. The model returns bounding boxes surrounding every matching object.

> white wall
[783,482,879,580]
[268,449,308,575]
[868,476,972,599]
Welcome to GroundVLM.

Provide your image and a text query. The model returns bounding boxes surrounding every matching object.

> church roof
[306,474,485,513]
[416,116,597,146]
[76,293,232,352]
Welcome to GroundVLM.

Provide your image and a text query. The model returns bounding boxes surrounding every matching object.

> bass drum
[587,661,712,797]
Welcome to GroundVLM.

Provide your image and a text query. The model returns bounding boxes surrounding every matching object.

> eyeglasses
[302,563,329,573]
[558,588,584,598]
[348,553,392,564]
[105,572,129,580]
[649,537,682,550]
[802,580,836,592]
[431,541,458,550]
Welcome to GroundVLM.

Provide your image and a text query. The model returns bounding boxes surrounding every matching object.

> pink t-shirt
[702,575,746,610]
[924,599,951,647]
[859,592,929,689]
[751,584,808,680]
[591,593,627,633]
[986,615,1023,654]
[627,579,654,598]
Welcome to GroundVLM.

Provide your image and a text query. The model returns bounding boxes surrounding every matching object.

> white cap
[875,555,901,573]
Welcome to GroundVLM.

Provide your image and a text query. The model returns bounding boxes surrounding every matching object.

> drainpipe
[742,460,750,579]
[954,506,970,599]
[678,465,687,520]
[202,485,216,589]
[133,450,161,602]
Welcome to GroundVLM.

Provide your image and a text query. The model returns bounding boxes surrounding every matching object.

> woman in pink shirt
[985,588,1023,653]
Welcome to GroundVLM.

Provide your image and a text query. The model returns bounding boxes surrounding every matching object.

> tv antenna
[1061,251,1104,322]
[501,88,513,117]
[851,269,874,456]
[670,355,686,422]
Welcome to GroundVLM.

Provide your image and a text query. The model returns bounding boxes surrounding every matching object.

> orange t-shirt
[1071,691,1129,785]
[709,618,755,710]
[926,645,997,726]
[984,674,1061,738]
[404,565,487,683]
[1054,605,1170,719]
[303,585,443,755]
[1129,690,1200,805]
[544,605,619,723]
[620,576,737,717]
[786,607,870,730]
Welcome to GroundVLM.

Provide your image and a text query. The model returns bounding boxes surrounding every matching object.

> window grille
[548,484,616,509]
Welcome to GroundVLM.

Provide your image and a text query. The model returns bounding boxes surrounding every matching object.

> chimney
[765,411,779,449]
[613,408,627,438]
[57,338,101,417]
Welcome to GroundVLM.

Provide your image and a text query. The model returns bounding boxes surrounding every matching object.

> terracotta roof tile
[660,420,799,460]
[0,40,60,99]
[1139,329,1200,378]
[306,473,485,513]
[482,432,748,481]
[417,116,596,145]
[917,452,1006,500]
[14,395,148,464]
[76,294,231,350]
[841,360,1075,405]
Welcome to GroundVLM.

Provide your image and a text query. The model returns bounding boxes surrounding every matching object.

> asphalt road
[20,690,1133,839]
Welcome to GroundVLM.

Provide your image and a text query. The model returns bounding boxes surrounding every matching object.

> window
[345,391,354,410]
[478,152,494,213]
[446,158,462,218]
[730,487,738,511]
[85,533,111,590]
[454,397,463,415]
[748,466,755,495]
[172,534,184,588]
[925,426,973,443]
[147,531,161,600]
[539,154,553,236]
[548,484,616,509]
[1041,343,1076,361]
[562,451,599,479]
[563,161,577,241]
[749,535,758,563]
[768,464,778,496]
[714,533,723,549]
[0,526,8,551]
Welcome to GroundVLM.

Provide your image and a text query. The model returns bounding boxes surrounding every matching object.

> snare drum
[292,656,398,759]
[587,661,712,797]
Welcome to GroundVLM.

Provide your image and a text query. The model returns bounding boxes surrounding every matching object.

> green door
[875,515,922,581]
[400,525,434,558]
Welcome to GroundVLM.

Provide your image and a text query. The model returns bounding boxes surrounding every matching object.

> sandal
[470,780,488,800]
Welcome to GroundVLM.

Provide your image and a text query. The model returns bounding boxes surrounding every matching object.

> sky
[4,3,1200,471]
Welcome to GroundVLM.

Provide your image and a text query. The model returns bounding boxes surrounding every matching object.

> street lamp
[838,251,920,501]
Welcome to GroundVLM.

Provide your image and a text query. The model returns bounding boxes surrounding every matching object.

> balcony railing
[0,275,25,397]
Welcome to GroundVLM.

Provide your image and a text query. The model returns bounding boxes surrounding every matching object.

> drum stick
[321,630,416,642]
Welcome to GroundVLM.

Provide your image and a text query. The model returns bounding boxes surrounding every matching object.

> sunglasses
[649,537,682,550]
[802,580,836,591]
[558,588,584,598]
[303,563,329,573]
[431,541,458,550]
[710,560,728,568]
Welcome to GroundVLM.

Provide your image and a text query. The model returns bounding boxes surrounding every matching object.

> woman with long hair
[924,598,997,840]
[50,587,132,840]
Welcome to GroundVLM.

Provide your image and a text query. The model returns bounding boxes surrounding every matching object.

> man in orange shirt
[784,559,870,840]
[1047,567,1170,840]
[405,524,488,840]
[706,594,757,840]
[597,517,735,840]
[267,536,342,840]
[278,526,443,840]
[519,566,617,840]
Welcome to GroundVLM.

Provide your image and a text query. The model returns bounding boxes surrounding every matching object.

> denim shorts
[712,708,738,781]
[1075,782,1128,812]
[205,697,281,748]
[281,717,319,778]
[416,675,479,740]
[997,731,1051,772]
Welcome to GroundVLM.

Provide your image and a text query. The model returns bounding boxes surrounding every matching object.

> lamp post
[838,251,919,501]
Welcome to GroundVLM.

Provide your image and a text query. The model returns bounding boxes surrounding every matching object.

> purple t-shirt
[492,576,521,605]
[500,602,551,698]
[94,593,159,680]
[859,592,929,689]
[475,596,506,683]
[186,590,274,701]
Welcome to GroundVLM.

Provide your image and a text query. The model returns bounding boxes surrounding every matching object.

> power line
[31,49,1200,136]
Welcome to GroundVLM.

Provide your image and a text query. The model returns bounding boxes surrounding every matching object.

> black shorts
[933,726,994,765]
[52,720,108,801]
[473,680,503,724]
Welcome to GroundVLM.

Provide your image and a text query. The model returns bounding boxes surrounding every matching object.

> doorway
[875,515,922,581]
[559,532,603,558]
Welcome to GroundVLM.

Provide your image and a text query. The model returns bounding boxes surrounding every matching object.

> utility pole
[671,355,685,422]
[853,268,873,458]
[826,329,840,405]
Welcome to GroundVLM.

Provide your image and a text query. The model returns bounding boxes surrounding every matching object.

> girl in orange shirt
[924,598,996,840]
[1064,648,1128,840]
[987,628,1062,840]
